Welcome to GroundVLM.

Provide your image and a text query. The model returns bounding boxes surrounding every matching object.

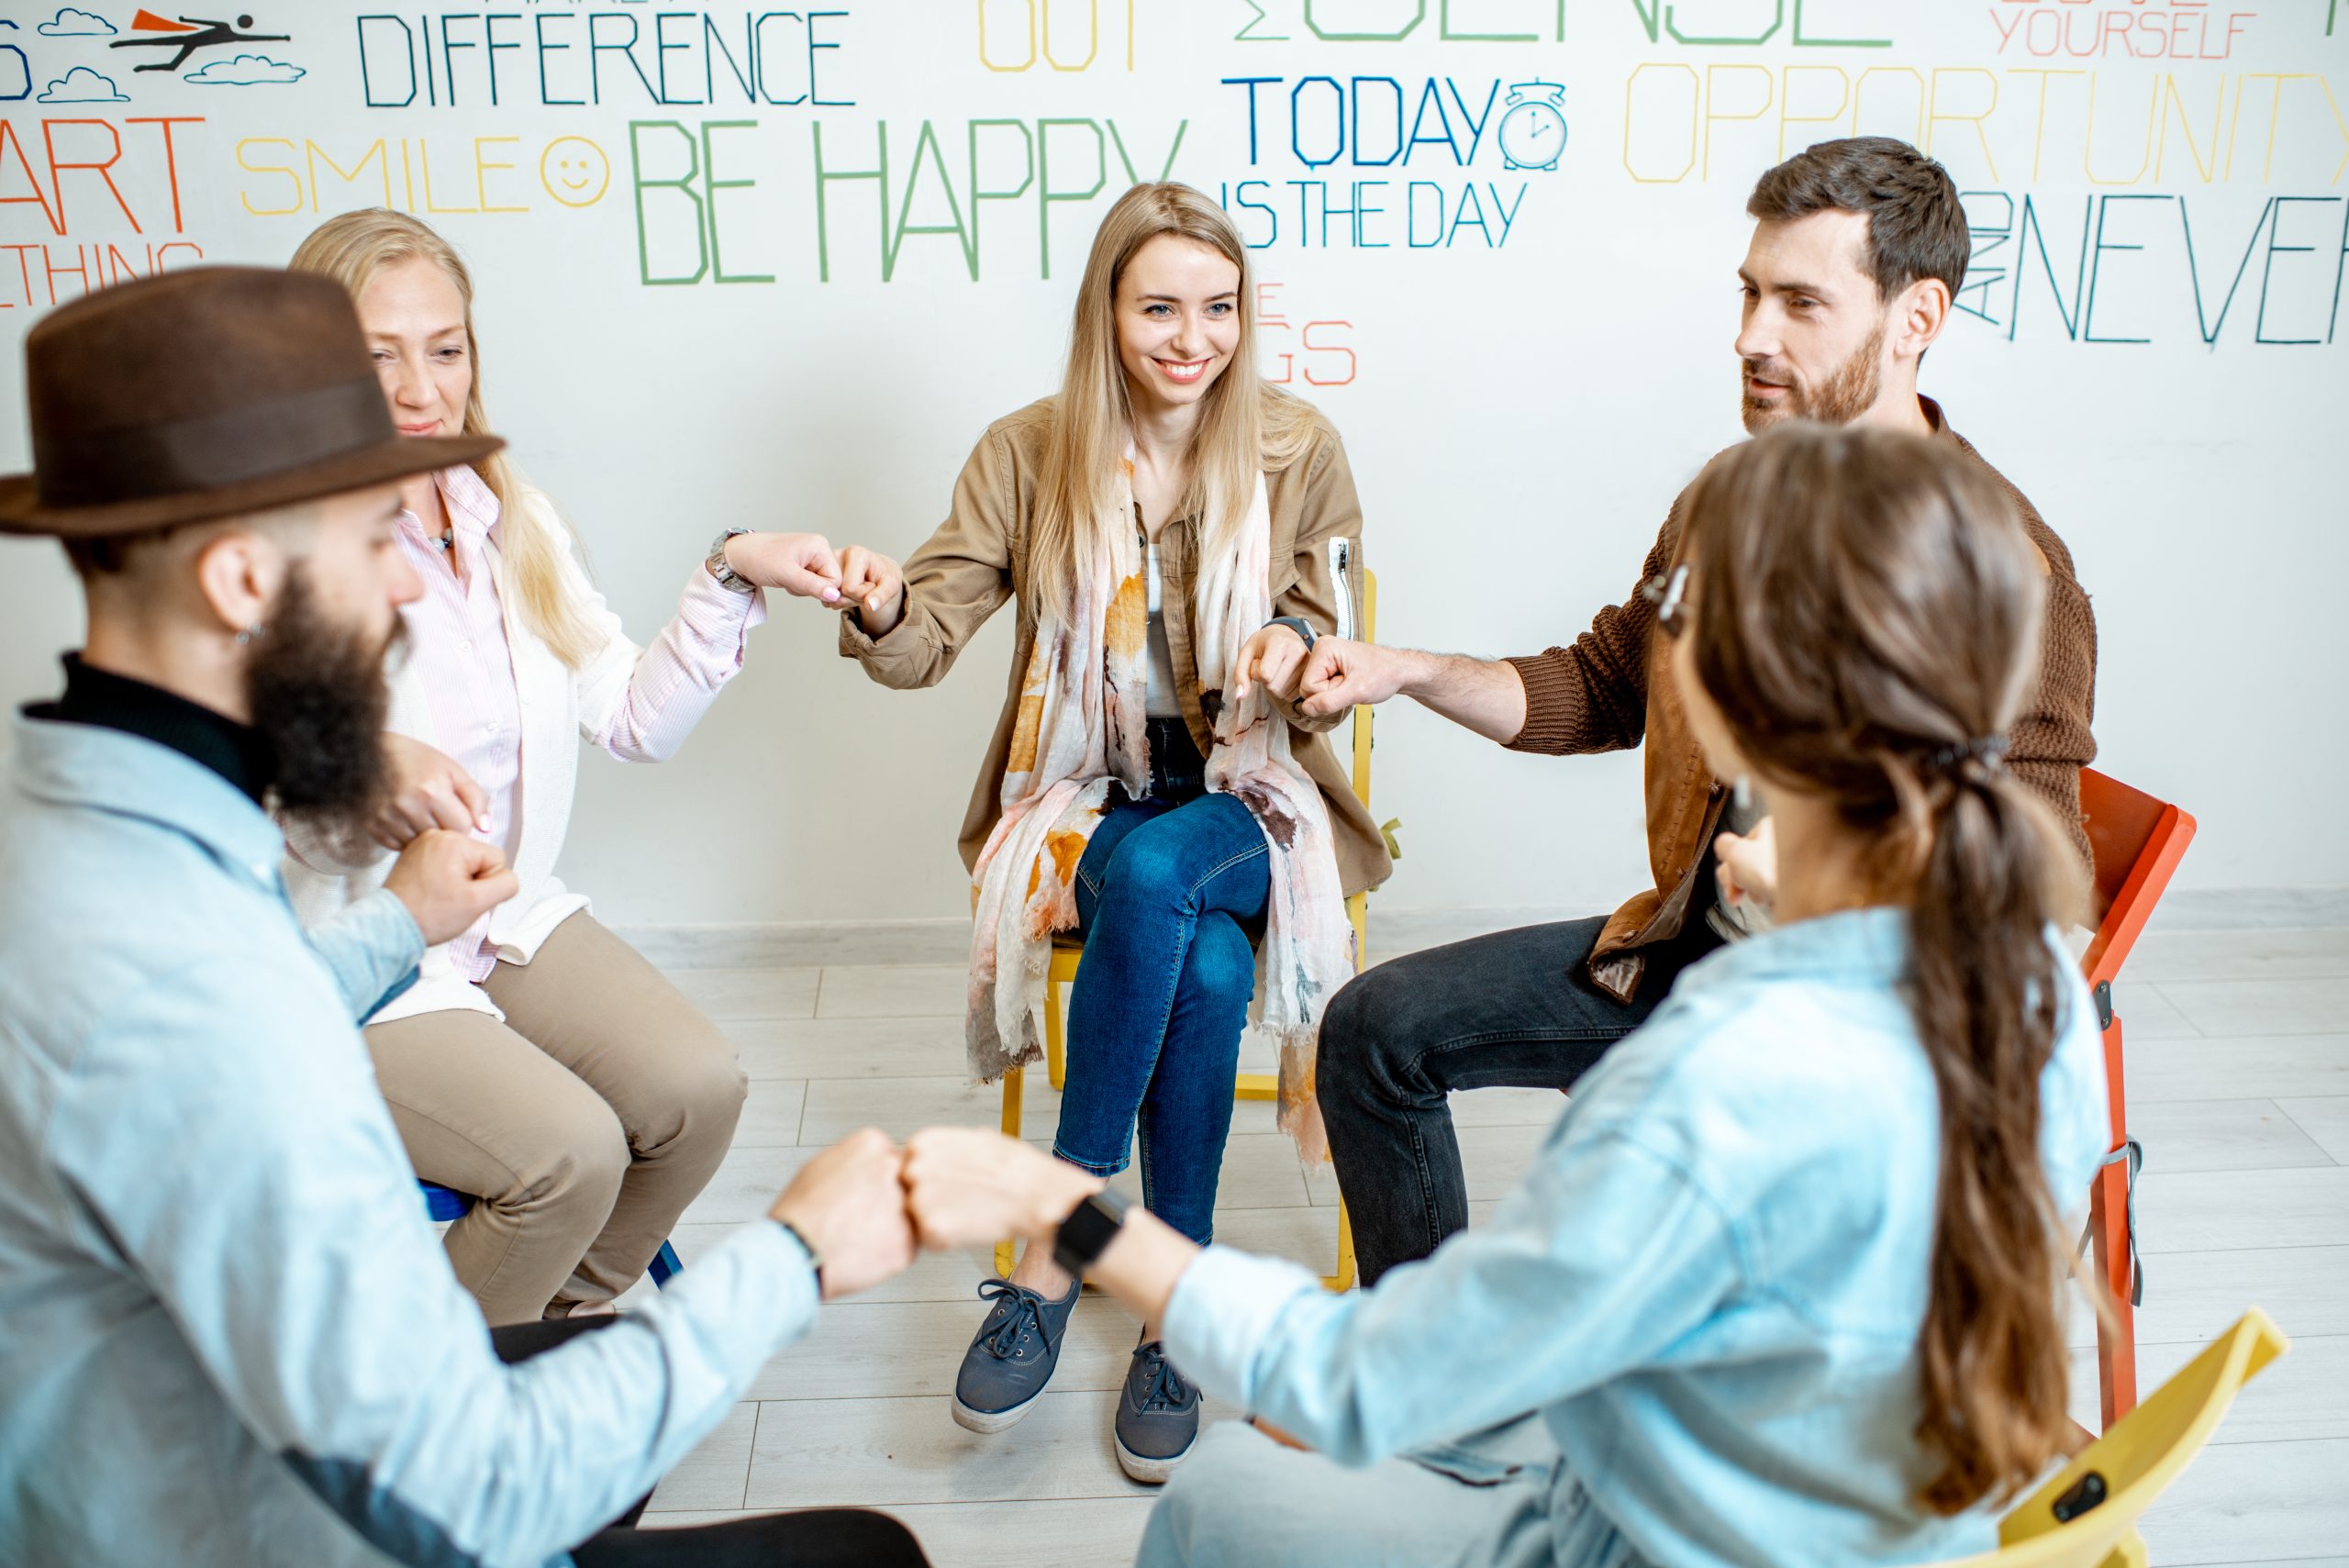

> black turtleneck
[22,654,273,806]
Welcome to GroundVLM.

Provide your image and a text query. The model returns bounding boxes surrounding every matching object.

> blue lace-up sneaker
[1114,1335,1201,1483]
[950,1276,1082,1433]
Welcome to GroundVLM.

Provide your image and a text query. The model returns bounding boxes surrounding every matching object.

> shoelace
[1131,1342,1193,1414]
[974,1280,1055,1361]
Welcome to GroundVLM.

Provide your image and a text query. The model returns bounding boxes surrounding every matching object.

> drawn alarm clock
[1497,81,1568,173]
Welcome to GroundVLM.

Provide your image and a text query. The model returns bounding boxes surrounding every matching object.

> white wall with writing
[2,0,2342,934]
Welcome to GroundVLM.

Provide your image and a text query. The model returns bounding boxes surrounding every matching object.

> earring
[234,621,262,647]
[1731,773,1753,812]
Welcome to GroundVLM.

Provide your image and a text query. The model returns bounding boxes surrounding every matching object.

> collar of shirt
[396,463,505,553]
[7,709,287,893]
[19,653,273,806]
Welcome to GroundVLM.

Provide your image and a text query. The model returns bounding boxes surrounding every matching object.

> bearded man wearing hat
[0,268,931,1568]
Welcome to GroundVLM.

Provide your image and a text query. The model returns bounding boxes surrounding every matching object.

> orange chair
[2076,766,2198,1430]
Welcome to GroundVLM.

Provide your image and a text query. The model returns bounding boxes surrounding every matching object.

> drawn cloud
[38,66,129,103]
[185,52,306,85]
[38,7,117,35]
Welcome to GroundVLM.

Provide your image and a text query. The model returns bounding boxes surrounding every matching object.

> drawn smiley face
[539,137,611,207]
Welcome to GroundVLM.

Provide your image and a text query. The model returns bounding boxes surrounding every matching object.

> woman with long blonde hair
[835,182,1390,1479]
[283,207,847,1326]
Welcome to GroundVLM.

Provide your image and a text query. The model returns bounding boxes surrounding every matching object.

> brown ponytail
[1681,423,2081,1514]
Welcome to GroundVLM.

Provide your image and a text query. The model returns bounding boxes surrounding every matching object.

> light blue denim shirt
[1166,906,2110,1568]
[0,716,818,1568]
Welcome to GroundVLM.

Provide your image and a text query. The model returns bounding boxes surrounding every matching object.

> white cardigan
[284,483,763,1025]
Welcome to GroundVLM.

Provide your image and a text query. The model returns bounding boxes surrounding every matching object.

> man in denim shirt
[0,269,927,1567]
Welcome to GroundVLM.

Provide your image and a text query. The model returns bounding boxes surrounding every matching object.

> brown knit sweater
[1502,400,2099,1002]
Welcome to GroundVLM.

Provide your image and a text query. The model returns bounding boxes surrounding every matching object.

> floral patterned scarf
[966,461,1355,1160]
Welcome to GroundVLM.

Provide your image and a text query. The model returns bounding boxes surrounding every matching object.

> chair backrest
[1937,1309,2288,1567]
[2077,768,2197,992]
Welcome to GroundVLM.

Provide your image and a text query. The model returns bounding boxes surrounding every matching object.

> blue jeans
[1053,723,1269,1245]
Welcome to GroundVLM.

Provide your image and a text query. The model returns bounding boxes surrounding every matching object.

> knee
[1182,917,1258,1010]
[508,1095,629,1217]
[1317,964,1401,1092]
[1099,818,1199,914]
[664,1023,750,1135]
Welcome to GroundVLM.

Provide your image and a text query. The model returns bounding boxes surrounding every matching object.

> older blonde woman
[285,208,845,1325]
[832,182,1390,1480]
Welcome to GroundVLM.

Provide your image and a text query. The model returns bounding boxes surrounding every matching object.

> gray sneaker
[1114,1336,1201,1483]
[951,1277,1081,1434]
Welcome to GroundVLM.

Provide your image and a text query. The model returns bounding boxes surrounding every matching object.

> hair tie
[1924,734,2009,775]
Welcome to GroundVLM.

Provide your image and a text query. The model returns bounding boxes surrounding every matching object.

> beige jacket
[841,397,1393,898]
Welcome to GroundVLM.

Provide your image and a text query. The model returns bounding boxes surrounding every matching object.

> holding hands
[718,531,852,604]
[1231,623,1310,706]
[833,546,907,635]
[1293,637,1414,719]
[758,1128,1097,1303]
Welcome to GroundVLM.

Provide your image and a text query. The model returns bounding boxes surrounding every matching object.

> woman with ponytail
[281,209,847,1326]
[892,420,2112,1567]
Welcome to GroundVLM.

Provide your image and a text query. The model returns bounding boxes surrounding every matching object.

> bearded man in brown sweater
[1287,137,2100,1285]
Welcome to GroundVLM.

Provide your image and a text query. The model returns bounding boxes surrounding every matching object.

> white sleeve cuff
[1162,1244,1321,1409]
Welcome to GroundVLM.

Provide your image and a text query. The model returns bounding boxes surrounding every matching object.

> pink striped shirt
[393,465,760,981]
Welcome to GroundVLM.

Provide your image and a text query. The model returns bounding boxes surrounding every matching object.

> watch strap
[773,1216,824,1294]
[1266,615,1317,651]
[707,527,755,594]
[1052,1186,1131,1279]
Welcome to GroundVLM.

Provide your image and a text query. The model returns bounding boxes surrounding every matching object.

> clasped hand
[769,1128,1102,1302]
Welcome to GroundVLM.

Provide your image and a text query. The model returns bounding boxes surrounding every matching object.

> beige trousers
[365,913,746,1326]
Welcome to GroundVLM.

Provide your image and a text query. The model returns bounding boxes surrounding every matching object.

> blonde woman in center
[284,208,851,1326]
[831,182,1391,1480]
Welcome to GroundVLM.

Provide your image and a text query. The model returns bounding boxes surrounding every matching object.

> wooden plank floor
[618,927,2349,1566]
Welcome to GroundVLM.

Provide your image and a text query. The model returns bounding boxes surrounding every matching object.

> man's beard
[246,567,402,860]
[1741,321,1885,433]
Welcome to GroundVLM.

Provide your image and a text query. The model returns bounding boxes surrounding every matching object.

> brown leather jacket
[1503,400,2099,1003]
[840,397,1395,898]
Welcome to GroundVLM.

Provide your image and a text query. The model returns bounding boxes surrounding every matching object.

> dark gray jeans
[1315,911,1726,1285]
[491,1318,930,1566]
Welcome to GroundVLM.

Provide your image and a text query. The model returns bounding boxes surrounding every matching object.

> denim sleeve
[1163,1129,1743,1468]
[299,887,427,1024]
[49,955,818,1568]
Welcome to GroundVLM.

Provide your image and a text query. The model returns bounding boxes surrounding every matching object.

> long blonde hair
[1031,183,1319,624]
[290,208,601,669]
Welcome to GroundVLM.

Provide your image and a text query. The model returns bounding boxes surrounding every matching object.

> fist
[1296,637,1408,719]
[383,829,519,948]
[834,545,907,636]
[720,531,846,603]
[1713,815,1778,916]
[1231,623,1311,706]
[769,1128,916,1301]
[900,1127,1102,1252]
[374,733,489,851]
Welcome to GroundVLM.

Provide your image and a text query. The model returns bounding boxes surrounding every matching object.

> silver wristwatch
[707,527,756,594]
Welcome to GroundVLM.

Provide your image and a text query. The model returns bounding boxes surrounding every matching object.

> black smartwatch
[1265,615,1318,651]
[1052,1186,1132,1278]
[773,1217,824,1295]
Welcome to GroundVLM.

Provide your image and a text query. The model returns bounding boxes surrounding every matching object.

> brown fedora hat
[0,266,501,539]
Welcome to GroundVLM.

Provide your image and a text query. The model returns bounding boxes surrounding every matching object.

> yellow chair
[1936,1308,2289,1567]
[997,565,1383,1288]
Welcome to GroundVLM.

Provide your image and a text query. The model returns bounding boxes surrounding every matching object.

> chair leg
[1045,976,1067,1093]
[2091,1153,2138,1428]
[1323,1201,1356,1293]
[996,1066,1024,1278]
